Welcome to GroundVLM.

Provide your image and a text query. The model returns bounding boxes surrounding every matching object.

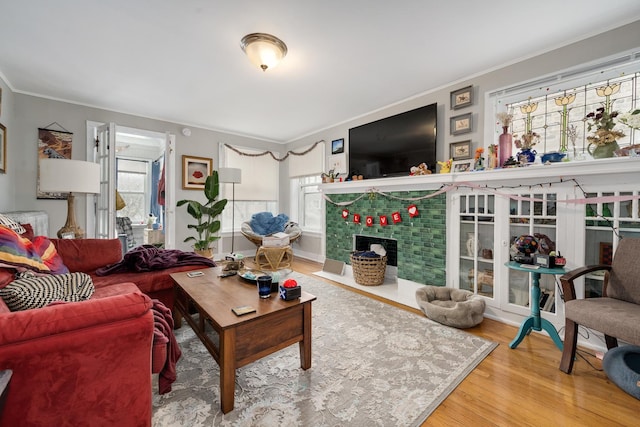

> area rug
[152,272,497,426]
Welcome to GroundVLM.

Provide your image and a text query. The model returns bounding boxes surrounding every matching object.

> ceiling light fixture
[240,33,288,72]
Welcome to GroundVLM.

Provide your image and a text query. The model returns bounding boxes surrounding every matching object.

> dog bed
[415,285,485,329]
[603,345,640,399]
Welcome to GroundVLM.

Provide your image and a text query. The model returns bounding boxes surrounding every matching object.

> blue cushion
[603,345,640,400]
[249,212,289,235]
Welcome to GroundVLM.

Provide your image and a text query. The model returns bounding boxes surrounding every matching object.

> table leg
[526,272,543,330]
[509,316,534,349]
[299,302,312,370]
[219,329,236,414]
[541,318,564,351]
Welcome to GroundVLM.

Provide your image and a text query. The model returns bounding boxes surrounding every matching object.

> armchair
[240,220,301,249]
[559,237,640,374]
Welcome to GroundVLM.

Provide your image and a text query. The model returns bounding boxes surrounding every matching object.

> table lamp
[39,158,101,239]
[218,167,242,255]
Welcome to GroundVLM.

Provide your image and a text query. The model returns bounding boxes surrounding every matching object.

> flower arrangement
[585,107,625,146]
[618,109,640,130]
[513,131,539,150]
[496,112,513,128]
[474,147,484,160]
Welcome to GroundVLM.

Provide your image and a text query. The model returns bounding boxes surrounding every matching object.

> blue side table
[505,261,565,350]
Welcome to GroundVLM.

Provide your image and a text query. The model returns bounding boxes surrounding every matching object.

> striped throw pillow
[0,272,94,311]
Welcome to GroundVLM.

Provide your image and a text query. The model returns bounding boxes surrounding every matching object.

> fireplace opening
[353,234,398,279]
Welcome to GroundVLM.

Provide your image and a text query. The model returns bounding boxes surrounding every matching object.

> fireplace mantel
[321,157,640,194]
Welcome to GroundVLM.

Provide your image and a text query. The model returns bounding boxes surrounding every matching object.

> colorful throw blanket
[95,245,215,276]
[249,212,289,236]
[152,299,180,394]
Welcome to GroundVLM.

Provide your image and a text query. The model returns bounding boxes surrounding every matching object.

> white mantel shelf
[321,157,640,194]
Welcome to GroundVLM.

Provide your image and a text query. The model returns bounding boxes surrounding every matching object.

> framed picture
[0,123,5,174]
[182,155,212,190]
[452,159,473,173]
[450,85,473,110]
[450,140,471,160]
[450,113,473,135]
[37,127,73,199]
[331,138,344,154]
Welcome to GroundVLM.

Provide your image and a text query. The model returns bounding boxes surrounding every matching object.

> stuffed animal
[410,162,432,175]
[437,159,452,174]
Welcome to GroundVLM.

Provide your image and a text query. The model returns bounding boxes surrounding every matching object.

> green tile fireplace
[325,190,446,285]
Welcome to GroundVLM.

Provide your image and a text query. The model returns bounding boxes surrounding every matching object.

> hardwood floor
[291,258,639,426]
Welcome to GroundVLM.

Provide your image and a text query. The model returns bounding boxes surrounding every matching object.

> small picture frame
[452,159,473,173]
[0,123,5,174]
[450,85,473,110]
[331,138,344,154]
[450,113,473,135]
[182,155,213,190]
[450,140,471,160]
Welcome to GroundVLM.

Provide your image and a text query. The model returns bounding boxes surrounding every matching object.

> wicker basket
[350,253,387,286]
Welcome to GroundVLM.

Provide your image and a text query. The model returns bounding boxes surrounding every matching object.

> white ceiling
[2,1,640,143]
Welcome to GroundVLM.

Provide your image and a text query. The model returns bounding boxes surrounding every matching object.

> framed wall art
[450,85,473,110]
[450,140,471,160]
[37,127,73,199]
[0,123,5,173]
[182,155,212,190]
[450,113,473,135]
[331,138,344,154]
[452,159,473,173]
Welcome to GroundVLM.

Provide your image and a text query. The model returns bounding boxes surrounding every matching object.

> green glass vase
[588,141,620,159]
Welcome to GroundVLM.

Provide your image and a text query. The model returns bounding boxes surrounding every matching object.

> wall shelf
[321,157,640,194]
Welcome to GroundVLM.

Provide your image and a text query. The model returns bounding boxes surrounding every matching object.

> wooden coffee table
[170,267,316,413]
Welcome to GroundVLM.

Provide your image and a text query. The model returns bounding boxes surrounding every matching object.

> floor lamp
[39,158,101,239]
[218,167,242,256]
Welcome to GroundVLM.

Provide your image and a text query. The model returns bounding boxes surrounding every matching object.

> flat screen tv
[348,103,437,178]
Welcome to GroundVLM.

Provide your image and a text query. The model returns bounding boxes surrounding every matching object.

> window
[221,146,279,232]
[291,175,322,232]
[116,159,149,224]
[491,51,640,154]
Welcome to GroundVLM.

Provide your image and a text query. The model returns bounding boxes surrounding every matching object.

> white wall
[0,75,16,212]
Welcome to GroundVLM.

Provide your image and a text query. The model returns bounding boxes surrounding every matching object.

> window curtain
[150,158,161,219]
[224,146,278,201]
[288,142,325,178]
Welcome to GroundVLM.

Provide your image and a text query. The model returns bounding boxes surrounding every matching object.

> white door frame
[85,121,176,247]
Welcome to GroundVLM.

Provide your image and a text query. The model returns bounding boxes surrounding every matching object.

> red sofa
[0,236,210,427]
[49,238,208,313]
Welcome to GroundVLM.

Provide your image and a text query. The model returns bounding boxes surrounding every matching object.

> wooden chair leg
[560,319,578,374]
[605,335,618,350]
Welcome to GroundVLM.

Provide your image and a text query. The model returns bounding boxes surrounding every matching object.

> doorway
[85,122,175,249]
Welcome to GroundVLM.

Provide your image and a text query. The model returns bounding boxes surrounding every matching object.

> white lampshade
[39,159,101,194]
[218,167,242,184]
[240,33,287,71]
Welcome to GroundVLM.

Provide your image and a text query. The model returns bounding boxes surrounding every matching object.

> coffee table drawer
[234,305,304,365]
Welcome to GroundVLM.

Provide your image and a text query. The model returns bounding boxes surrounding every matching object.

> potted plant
[321,169,339,183]
[177,170,228,258]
